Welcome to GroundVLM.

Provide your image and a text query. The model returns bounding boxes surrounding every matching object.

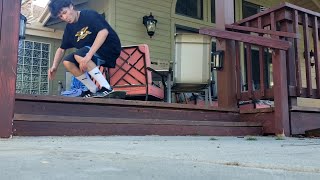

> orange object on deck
[108,44,165,101]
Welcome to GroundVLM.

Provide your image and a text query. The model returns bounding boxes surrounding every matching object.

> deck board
[15,94,238,112]
[14,114,261,127]
[13,122,262,136]
[13,94,262,136]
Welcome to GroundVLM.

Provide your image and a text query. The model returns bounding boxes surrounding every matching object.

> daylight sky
[33,0,50,7]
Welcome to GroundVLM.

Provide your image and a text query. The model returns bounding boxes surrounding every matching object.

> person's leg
[73,47,112,90]
[63,60,82,77]
[85,59,112,90]
[63,52,98,94]
[74,55,114,97]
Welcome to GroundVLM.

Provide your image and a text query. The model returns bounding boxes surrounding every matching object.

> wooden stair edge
[305,128,320,137]
[13,114,262,127]
[290,106,320,113]
[240,107,274,114]
[15,94,239,113]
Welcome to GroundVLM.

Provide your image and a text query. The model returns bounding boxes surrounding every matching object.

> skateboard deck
[104,91,127,99]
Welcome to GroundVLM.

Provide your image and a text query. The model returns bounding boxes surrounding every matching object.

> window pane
[176,0,203,20]
[25,41,33,49]
[42,44,50,52]
[243,47,273,90]
[34,42,41,50]
[242,1,261,19]
[211,0,215,23]
[18,56,23,64]
[33,58,40,66]
[16,40,50,95]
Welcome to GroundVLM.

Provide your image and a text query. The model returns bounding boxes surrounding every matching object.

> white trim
[26,24,63,39]
[38,5,50,25]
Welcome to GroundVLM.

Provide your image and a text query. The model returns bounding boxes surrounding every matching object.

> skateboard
[104,91,127,99]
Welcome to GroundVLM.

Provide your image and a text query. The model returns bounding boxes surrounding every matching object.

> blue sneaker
[92,87,114,98]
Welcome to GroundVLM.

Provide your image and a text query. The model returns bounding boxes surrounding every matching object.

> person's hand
[48,66,58,80]
[79,54,92,72]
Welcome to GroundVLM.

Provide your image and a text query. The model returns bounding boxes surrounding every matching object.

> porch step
[14,94,262,136]
[13,114,262,136]
[15,94,242,123]
[290,106,320,135]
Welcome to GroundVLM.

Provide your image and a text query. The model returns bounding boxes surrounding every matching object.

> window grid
[16,40,50,95]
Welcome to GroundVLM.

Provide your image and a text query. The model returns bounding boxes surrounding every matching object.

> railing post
[215,0,237,109]
[293,10,302,97]
[280,20,298,107]
[303,13,313,97]
[216,39,237,108]
[0,0,21,138]
[272,49,290,136]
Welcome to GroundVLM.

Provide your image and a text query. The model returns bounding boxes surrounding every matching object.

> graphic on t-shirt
[75,27,92,42]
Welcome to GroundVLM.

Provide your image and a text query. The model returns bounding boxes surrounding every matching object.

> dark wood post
[272,50,290,136]
[0,0,21,138]
[215,0,237,108]
[280,21,298,107]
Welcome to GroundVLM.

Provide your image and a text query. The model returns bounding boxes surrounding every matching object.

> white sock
[89,67,111,89]
[76,73,98,93]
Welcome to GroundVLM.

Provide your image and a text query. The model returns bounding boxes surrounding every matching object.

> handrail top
[284,2,320,17]
[225,24,300,39]
[234,2,320,26]
[199,27,291,51]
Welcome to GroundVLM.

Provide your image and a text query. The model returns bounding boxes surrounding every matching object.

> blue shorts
[64,46,117,68]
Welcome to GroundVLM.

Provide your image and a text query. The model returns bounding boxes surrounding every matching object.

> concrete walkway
[0,136,319,180]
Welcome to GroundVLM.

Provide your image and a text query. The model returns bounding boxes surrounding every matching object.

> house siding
[86,0,108,15]
[112,0,217,69]
[114,0,173,69]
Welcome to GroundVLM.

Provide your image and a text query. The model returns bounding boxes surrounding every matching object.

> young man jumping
[48,0,121,97]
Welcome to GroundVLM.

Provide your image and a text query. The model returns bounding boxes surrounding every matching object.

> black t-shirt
[60,10,121,60]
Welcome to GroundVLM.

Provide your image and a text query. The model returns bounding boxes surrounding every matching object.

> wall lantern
[143,12,157,38]
[211,50,224,70]
[310,50,315,67]
[19,14,27,40]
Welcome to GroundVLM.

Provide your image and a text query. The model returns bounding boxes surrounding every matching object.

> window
[16,40,50,95]
[176,0,203,20]
[211,0,215,23]
[242,1,261,19]
[244,47,272,90]
[242,1,271,89]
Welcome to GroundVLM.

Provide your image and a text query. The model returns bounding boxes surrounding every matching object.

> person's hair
[49,0,73,17]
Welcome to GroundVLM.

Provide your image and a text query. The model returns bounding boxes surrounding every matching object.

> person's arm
[88,29,109,58]
[80,29,109,71]
[48,48,66,80]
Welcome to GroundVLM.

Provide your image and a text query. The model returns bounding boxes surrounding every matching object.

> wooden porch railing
[200,28,291,135]
[233,2,320,100]
[200,2,320,136]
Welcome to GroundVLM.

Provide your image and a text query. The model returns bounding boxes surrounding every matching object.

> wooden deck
[290,106,320,135]
[12,94,320,136]
[13,94,263,136]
